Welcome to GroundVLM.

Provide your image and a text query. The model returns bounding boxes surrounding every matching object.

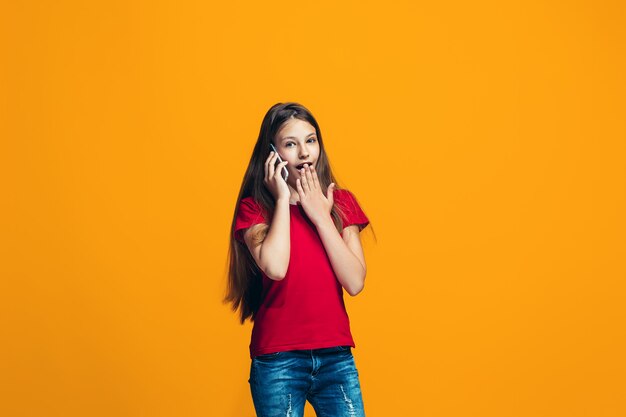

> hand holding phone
[269,143,289,181]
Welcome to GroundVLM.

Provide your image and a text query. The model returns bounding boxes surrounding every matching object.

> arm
[315,219,367,296]
[243,198,291,280]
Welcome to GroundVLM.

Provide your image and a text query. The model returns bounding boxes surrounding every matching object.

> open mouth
[295,162,314,170]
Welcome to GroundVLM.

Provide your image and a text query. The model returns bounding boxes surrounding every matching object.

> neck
[288,184,300,204]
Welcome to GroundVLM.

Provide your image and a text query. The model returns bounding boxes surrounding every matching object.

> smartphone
[269,143,289,181]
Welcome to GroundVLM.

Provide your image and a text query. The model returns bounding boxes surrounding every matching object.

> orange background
[2,1,625,416]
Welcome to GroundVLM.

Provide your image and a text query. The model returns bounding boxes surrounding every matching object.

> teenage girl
[225,102,373,417]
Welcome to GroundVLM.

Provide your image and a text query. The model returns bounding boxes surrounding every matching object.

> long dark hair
[223,102,374,324]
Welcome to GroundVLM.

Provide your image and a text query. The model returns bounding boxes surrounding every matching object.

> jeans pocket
[253,351,283,360]
[336,345,351,352]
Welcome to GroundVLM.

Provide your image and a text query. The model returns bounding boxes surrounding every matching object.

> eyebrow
[281,132,317,142]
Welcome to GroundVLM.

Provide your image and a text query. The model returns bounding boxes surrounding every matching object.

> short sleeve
[336,189,369,232]
[234,197,268,243]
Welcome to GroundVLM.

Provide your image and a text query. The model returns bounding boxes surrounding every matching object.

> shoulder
[239,195,264,210]
[234,196,269,242]
[236,195,268,220]
[240,195,258,205]
[334,188,360,207]
[333,188,353,201]
[333,188,369,230]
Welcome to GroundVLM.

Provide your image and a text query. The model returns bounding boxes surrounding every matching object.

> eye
[285,138,316,147]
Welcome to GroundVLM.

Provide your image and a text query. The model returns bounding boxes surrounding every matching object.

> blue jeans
[248,346,366,417]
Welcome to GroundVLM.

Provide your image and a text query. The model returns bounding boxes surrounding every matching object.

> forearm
[315,216,366,296]
[260,198,291,279]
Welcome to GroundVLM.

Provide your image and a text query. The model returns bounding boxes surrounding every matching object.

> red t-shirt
[234,189,369,358]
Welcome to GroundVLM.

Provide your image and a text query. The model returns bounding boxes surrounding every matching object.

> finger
[264,152,275,182]
[275,161,288,180]
[327,182,335,205]
[268,153,279,180]
[300,167,310,192]
[305,164,316,191]
[309,165,319,190]
[296,178,304,197]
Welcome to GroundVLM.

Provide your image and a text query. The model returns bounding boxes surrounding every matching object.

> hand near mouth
[295,164,335,226]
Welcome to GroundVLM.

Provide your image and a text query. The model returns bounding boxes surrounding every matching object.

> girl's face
[273,118,321,188]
